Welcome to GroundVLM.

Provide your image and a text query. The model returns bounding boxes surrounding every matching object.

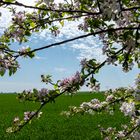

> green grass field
[0,93,129,140]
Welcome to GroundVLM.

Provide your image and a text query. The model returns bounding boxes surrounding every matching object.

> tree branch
[125,125,139,137]
[122,6,140,11]
[118,0,122,10]
[135,24,140,48]
[13,90,65,133]
[13,26,140,59]
[11,32,137,132]
[96,0,102,13]
[30,14,88,31]
[0,1,100,15]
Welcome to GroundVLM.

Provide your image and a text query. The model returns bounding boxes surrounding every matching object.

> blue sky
[0,30,139,92]
[0,1,139,92]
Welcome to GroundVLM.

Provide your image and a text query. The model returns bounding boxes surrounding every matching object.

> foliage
[0,0,140,139]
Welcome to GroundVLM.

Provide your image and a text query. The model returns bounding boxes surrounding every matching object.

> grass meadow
[0,92,130,140]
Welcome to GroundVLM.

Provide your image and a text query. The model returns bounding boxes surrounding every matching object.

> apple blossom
[120,102,135,117]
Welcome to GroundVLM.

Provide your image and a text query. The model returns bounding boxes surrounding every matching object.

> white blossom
[106,95,114,102]
[120,102,135,117]
[90,99,100,104]
[116,131,125,138]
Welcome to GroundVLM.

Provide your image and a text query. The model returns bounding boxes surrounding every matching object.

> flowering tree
[0,0,140,139]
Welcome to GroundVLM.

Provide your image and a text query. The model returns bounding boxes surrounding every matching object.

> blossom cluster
[76,0,139,72]
[18,46,30,54]
[61,74,140,139]
[0,52,19,76]
[59,71,83,93]
[13,111,38,123]
[6,11,26,42]
[17,72,84,104]
[17,88,53,104]
[38,88,50,103]
[6,111,42,133]
[10,28,25,42]
[100,0,121,20]
[100,124,140,140]
[120,102,135,117]
[12,11,25,25]
[81,98,104,110]
[24,111,35,121]
[90,83,100,92]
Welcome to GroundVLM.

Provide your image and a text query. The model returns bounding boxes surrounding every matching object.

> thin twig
[0,1,100,15]
[30,14,88,31]
[13,26,140,59]
[125,125,139,137]
[96,0,102,13]
[122,6,140,11]
[12,40,136,132]
[14,91,65,133]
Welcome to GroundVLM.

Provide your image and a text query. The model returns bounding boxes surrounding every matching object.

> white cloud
[34,55,46,60]
[0,8,12,33]
[17,0,35,5]
[76,45,106,62]
[37,19,106,62]
[54,67,67,73]
[0,0,105,62]
[59,21,84,38]
[68,34,106,62]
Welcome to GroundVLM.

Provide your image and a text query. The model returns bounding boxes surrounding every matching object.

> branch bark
[13,26,140,59]
[0,1,100,15]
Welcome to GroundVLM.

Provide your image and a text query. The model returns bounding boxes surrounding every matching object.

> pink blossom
[59,71,82,92]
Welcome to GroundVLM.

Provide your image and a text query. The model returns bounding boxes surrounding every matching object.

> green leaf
[0,68,6,76]
[60,21,64,27]
[30,22,36,28]
[25,30,31,36]
[61,12,65,17]
[90,77,96,84]
[54,84,58,90]
[33,88,38,94]
[9,69,12,76]
[4,0,15,2]
[28,52,35,58]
